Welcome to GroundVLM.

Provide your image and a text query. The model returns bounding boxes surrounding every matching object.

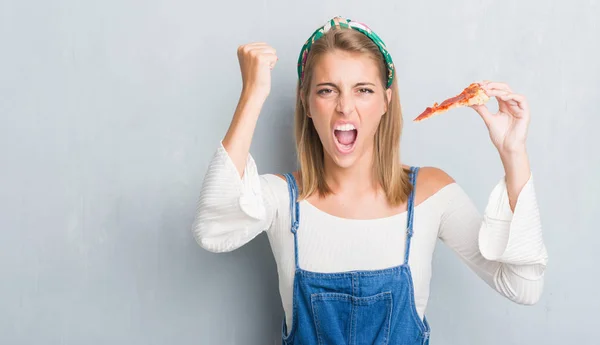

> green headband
[297,16,395,88]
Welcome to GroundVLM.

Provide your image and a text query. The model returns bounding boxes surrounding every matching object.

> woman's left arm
[438,175,548,305]
[438,81,548,305]
[471,81,534,212]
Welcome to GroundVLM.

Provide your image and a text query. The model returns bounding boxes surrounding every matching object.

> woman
[193,17,548,344]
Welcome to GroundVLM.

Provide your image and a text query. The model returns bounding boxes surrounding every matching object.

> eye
[358,88,374,94]
[317,88,333,95]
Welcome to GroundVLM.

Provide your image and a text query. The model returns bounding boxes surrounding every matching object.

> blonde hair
[294,28,413,206]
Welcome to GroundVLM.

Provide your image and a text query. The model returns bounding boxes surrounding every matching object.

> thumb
[265,53,278,70]
[470,104,493,128]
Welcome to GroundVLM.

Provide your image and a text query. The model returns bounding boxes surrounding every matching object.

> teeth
[334,124,356,131]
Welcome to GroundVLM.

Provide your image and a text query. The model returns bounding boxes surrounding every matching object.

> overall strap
[404,166,420,265]
[283,173,301,270]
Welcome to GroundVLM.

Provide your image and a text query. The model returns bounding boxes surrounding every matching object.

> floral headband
[297,16,395,88]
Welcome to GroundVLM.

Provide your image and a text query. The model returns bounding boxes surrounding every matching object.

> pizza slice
[413,82,490,122]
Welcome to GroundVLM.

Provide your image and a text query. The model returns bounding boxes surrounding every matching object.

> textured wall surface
[1,0,598,344]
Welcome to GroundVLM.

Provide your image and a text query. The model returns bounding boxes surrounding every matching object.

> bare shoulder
[415,166,456,200]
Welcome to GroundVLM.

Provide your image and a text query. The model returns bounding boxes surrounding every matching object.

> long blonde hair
[294,28,413,206]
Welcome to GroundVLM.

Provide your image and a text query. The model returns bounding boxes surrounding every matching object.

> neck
[322,145,379,197]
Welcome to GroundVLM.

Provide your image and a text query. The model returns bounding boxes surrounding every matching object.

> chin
[333,155,358,169]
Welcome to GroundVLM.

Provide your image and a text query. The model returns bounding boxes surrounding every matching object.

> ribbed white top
[193,143,548,330]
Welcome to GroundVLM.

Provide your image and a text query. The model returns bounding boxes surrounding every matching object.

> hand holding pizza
[414,81,530,155]
[414,81,532,210]
[470,81,530,154]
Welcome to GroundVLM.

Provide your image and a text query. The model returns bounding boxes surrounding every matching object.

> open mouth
[333,124,358,154]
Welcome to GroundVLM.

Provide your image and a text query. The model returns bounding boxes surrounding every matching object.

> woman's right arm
[192,43,279,253]
[192,143,278,253]
[223,42,277,177]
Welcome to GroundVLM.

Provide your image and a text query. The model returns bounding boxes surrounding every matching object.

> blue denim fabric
[282,167,430,345]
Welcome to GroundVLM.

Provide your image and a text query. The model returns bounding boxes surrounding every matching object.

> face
[305,50,392,169]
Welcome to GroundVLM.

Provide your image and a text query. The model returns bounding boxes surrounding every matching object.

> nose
[335,91,355,117]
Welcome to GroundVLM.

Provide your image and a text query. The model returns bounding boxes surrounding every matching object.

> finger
[483,89,511,98]
[238,43,275,55]
[247,46,277,55]
[238,42,267,51]
[261,53,278,69]
[246,42,270,47]
[483,82,513,93]
[477,80,496,89]
[486,90,523,114]
[498,93,529,112]
[470,104,494,127]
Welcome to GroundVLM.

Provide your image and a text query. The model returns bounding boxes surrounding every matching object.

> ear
[384,87,392,113]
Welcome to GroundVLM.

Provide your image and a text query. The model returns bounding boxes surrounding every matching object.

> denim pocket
[311,291,392,345]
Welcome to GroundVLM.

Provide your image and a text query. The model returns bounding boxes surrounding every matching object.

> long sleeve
[192,142,278,253]
[438,174,548,305]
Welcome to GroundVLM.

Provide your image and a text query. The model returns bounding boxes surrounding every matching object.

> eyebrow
[315,82,376,88]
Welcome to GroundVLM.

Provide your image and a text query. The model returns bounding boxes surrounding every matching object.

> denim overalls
[281,167,430,345]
